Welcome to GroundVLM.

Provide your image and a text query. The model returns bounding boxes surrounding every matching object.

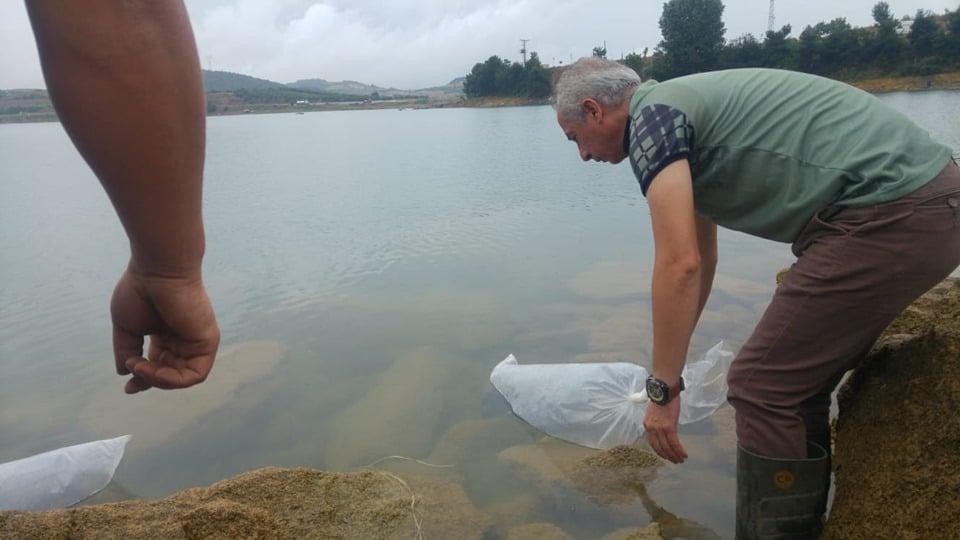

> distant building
[898,18,913,35]
[295,99,310,106]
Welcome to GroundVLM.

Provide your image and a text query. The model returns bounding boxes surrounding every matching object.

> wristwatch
[646,375,685,405]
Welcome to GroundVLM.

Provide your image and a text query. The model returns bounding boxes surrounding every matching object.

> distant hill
[201,69,462,99]
[202,71,373,102]
[416,77,464,93]
[288,78,405,97]
[0,71,461,122]
[202,70,285,92]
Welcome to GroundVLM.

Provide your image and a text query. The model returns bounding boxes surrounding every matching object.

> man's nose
[580,148,590,161]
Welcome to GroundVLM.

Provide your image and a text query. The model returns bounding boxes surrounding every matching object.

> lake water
[1,91,958,539]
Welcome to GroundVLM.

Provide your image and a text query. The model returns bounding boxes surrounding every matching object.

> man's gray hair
[554,57,641,121]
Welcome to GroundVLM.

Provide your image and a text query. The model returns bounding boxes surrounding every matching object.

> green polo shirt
[626,68,954,242]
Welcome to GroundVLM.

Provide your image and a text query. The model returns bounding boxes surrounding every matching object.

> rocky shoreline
[0,446,666,539]
[822,278,960,538]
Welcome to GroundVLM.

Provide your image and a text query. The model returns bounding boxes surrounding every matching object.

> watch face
[647,379,665,402]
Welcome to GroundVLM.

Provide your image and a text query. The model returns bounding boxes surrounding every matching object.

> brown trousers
[727,160,960,459]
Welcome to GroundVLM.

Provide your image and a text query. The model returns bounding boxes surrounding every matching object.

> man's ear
[581,98,602,122]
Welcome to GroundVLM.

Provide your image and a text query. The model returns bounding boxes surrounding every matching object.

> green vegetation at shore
[645,0,960,82]
[462,53,552,100]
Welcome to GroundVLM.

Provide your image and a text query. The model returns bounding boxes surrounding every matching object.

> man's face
[557,99,629,164]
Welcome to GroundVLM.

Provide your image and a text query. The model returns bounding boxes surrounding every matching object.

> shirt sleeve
[628,104,695,196]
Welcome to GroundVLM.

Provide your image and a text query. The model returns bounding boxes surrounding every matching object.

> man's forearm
[693,215,718,322]
[651,260,702,385]
[27,0,206,277]
[695,258,717,322]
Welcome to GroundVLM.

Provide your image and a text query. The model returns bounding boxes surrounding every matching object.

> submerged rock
[497,440,662,506]
[504,521,573,540]
[0,467,491,539]
[324,346,459,469]
[823,278,960,539]
[600,523,664,540]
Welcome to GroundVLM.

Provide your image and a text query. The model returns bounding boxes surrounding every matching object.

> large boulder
[823,279,960,538]
[0,466,491,539]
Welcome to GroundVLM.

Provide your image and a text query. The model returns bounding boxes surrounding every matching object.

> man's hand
[644,397,688,464]
[111,267,220,394]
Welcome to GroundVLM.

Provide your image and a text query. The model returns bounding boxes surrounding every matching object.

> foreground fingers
[124,373,153,394]
[649,429,681,464]
[127,352,213,391]
[665,429,688,463]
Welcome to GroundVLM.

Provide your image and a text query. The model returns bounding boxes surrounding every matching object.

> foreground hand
[110,265,220,394]
[644,395,687,464]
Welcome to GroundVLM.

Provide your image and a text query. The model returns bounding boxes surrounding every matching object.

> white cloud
[187,0,599,88]
[0,3,43,89]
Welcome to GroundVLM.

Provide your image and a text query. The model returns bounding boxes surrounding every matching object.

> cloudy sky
[1,0,954,90]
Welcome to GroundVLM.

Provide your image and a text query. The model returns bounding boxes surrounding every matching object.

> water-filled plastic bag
[0,435,131,510]
[490,343,733,449]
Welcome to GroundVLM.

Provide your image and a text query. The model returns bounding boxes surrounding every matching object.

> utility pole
[520,39,530,67]
[768,0,776,33]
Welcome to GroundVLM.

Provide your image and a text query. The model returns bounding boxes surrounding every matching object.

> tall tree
[657,0,726,78]
[818,18,861,75]
[946,6,960,64]
[763,25,794,69]
[797,25,823,74]
[522,52,552,98]
[870,2,904,67]
[722,34,764,69]
[909,9,940,58]
[592,45,608,58]
[621,52,646,79]
[464,56,505,97]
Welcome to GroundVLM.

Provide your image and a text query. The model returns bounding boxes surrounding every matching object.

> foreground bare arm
[643,159,702,464]
[27,0,219,393]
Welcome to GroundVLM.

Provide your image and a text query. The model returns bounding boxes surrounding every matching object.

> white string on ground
[362,455,456,540]
[376,470,424,540]
[366,455,454,469]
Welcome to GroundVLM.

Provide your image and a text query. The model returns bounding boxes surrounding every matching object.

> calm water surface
[1,90,958,538]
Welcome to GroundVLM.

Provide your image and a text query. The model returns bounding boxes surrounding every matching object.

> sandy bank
[0,445,665,539]
[849,71,960,94]
[823,278,960,538]
[449,96,550,109]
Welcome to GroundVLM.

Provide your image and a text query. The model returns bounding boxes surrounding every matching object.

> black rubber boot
[735,442,830,540]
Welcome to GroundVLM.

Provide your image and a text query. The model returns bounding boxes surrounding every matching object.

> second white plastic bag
[489,342,733,449]
[0,435,131,511]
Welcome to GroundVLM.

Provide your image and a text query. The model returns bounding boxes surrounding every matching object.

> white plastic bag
[490,343,733,449]
[0,435,131,511]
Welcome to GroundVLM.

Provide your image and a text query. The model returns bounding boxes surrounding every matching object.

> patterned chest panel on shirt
[629,104,695,195]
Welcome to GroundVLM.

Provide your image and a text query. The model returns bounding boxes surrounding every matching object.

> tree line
[463,1,960,98]
[645,0,960,81]
[463,52,552,99]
